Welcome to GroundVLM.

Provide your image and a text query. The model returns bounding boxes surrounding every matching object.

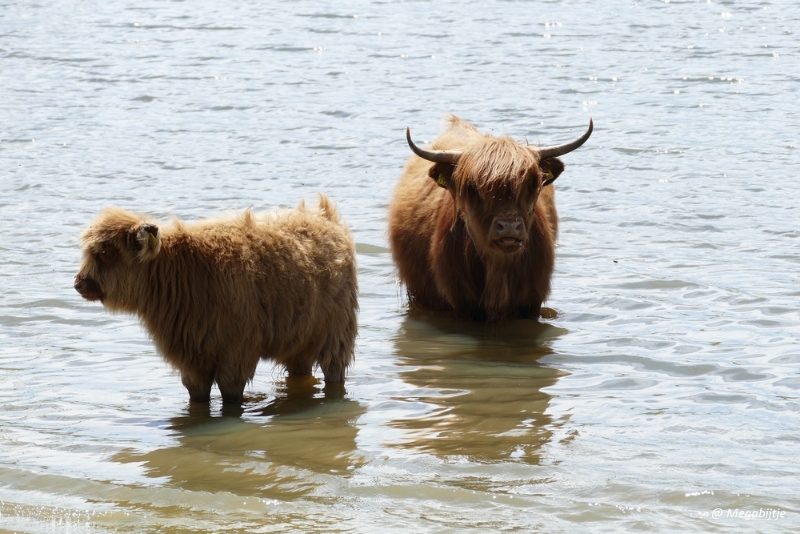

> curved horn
[536,118,593,160]
[406,127,462,164]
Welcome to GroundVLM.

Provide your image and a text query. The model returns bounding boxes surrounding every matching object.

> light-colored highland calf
[74,195,358,403]
[389,116,592,323]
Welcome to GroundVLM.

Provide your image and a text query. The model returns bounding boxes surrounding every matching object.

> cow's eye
[465,185,481,201]
[96,243,120,266]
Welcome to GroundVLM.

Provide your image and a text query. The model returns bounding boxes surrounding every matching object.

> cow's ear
[132,223,161,261]
[540,157,565,187]
[428,163,455,190]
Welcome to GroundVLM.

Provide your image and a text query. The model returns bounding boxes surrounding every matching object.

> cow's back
[245,205,356,353]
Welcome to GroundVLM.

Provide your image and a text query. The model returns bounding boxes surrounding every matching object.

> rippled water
[2,0,799,532]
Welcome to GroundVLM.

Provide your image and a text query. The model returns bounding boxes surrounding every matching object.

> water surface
[1,0,799,532]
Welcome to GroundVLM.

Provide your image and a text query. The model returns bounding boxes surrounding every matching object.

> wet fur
[75,195,358,403]
[389,116,563,322]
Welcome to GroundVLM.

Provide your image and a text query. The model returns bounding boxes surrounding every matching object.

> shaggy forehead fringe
[81,207,146,247]
[452,137,540,198]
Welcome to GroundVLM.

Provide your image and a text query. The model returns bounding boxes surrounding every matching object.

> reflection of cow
[74,196,358,404]
[389,116,592,322]
[389,315,563,463]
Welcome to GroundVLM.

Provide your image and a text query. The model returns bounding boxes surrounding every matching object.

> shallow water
[2,0,799,532]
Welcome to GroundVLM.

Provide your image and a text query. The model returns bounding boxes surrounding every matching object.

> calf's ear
[540,157,565,187]
[133,223,161,261]
[428,163,455,190]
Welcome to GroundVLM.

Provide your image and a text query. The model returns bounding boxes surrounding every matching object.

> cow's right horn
[536,119,594,160]
[406,128,462,164]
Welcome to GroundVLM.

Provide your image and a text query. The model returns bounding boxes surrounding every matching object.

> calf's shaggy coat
[389,115,592,322]
[74,196,358,403]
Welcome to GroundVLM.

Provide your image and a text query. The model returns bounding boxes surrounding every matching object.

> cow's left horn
[406,127,462,164]
[536,119,593,160]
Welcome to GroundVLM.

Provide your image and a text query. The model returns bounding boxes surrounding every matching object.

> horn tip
[406,127,419,153]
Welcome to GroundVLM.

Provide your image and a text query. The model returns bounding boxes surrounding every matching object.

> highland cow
[389,116,592,322]
[74,195,358,404]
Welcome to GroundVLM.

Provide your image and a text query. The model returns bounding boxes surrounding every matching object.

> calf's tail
[316,193,340,223]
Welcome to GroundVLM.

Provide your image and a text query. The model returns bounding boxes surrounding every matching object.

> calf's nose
[74,274,102,300]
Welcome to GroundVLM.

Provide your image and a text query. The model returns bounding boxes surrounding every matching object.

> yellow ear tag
[436,173,448,188]
[148,232,158,250]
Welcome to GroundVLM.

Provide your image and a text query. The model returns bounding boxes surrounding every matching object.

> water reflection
[113,377,365,500]
[389,313,566,464]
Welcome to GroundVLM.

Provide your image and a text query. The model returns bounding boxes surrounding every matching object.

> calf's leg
[318,302,357,383]
[317,331,355,383]
[216,379,246,404]
[285,358,313,377]
[181,367,215,403]
[215,356,258,404]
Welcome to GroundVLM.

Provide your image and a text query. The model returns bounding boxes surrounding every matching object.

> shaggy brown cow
[389,116,592,322]
[74,195,358,404]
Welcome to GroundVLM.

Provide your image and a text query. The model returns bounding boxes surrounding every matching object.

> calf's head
[74,207,161,312]
[407,119,592,256]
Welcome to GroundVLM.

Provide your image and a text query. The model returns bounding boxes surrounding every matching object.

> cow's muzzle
[74,274,103,301]
[491,216,525,251]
